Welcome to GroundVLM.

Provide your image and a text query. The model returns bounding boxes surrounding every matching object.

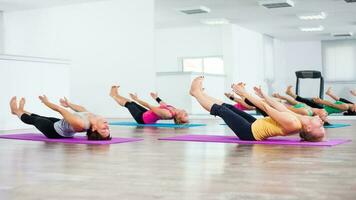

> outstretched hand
[150,92,158,99]
[39,95,50,104]
[253,86,264,98]
[312,97,323,104]
[231,82,247,96]
[224,92,234,99]
[59,97,70,108]
[129,93,139,101]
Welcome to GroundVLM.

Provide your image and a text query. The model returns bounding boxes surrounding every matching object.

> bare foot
[190,76,204,97]
[110,86,120,97]
[350,90,356,96]
[10,96,18,115]
[272,93,282,99]
[286,85,295,97]
[326,87,332,96]
[19,97,26,112]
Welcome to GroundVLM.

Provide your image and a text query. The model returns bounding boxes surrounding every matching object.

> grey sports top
[54,112,91,137]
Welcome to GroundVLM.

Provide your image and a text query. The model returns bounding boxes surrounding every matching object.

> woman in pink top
[224,92,255,111]
[109,86,189,124]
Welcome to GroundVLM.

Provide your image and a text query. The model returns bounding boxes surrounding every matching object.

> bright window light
[203,57,224,74]
[182,58,203,72]
[182,56,224,75]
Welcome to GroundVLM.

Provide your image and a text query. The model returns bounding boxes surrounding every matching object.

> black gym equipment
[295,70,324,99]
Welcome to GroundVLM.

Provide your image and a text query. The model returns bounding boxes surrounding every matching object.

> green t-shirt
[324,101,344,115]
[293,103,313,116]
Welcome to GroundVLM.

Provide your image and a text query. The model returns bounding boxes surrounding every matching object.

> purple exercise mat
[159,134,351,147]
[0,133,143,145]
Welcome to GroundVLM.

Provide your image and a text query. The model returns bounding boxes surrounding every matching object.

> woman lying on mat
[10,96,111,140]
[326,87,356,115]
[224,92,255,111]
[286,86,356,116]
[190,76,325,142]
[110,86,189,124]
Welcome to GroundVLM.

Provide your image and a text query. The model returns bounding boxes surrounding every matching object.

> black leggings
[124,102,147,124]
[244,99,268,117]
[20,113,64,138]
[211,103,256,141]
[339,98,356,115]
[295,96,324,109]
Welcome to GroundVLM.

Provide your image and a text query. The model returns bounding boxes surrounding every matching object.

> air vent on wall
[332,32,353,37]
[258,0,295,8]
[345,0,356,3]
[179,6,210,15]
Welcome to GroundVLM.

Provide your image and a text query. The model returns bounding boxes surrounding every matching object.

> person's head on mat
[189,76,326,142]
[110,86,189,125]
[298,115,325,142]
[86,117,111,140]
[173,109,189,124]
[10,96,111,140]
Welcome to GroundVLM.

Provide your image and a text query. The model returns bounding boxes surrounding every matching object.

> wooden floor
[0,118,356,200]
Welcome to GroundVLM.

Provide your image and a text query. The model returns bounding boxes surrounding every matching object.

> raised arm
[253,86,292,113]
[232,83,300,132]
[313,98,349,111]
[130,93,172,118]
[150,92,167,106]
[39,95,85,130]
[60,97,88,112]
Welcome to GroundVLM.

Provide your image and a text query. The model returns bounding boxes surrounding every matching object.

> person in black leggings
[189,76,325,142]
[109,86,189,124]
[325,87,356,115]
[10,96,111,140]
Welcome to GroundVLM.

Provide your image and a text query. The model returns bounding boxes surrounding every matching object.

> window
[182,56,224,75]
[322,40,356,82]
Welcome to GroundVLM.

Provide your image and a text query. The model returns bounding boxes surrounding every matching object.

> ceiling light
[179,6,210,15]
[299,25,324,32]
[201,18,230,25]
[258,0,295,9]
[331,32,353,37]
[298,12,327,20]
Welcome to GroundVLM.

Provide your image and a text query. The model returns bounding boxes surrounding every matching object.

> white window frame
[180,56,225,75]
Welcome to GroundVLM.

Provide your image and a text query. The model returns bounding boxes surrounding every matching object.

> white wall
[273,40,323,97]
[273,40,355,100]
[0,11,3,53]
[155,26,224,72]
[3,0,155,118]
[223,24,267,92]
[0,56,70,130]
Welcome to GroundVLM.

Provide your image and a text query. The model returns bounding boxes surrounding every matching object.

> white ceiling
[0,0,103,11]
[0,0,355,41]
[155,0,356,40]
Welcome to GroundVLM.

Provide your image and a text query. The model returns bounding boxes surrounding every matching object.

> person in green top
[272,93,328,122]
[285,86,356,116]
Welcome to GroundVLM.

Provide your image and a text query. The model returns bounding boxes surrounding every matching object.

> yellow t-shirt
[251,117,288,140]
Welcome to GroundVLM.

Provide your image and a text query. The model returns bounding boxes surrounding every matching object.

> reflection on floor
[0,118,356,200]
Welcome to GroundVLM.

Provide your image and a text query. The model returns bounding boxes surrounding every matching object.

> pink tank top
[234,103,248,110]
[142,105,176,124]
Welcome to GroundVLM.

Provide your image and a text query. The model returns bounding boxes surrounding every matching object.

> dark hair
[299,131,321,142]
[86,129,111,141]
